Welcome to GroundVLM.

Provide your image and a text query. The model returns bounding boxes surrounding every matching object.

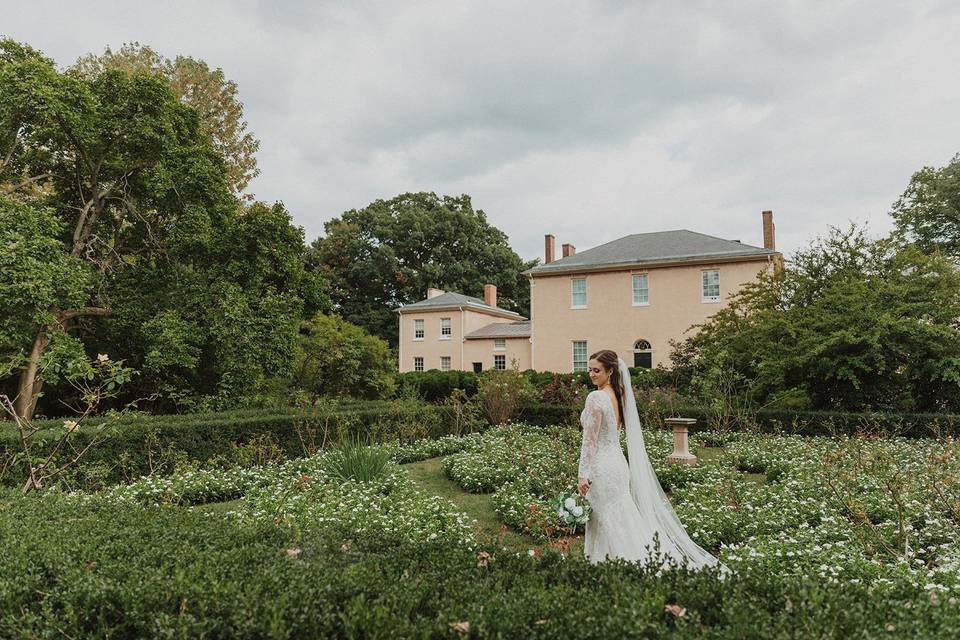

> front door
[634,351,652,368]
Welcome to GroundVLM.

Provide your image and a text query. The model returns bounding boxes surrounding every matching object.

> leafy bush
[293,313,396,399]
[396,370,480,401]
[475,367,535,425]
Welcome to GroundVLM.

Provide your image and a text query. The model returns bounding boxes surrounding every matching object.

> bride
[577,349,729,573]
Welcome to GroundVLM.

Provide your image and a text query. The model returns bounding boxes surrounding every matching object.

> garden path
[403,457,544,552]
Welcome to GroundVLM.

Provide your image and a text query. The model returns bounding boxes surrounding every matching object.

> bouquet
[550,490,593,535]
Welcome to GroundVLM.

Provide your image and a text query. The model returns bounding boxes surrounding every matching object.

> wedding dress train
[578,359,729,574]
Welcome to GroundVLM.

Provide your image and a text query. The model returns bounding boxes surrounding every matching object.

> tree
[673,224,960,412]
[293,314,395,400]
[890,154,960,257]
[73,42,260,196]
[0,38,240,418]
[309,192,535,345]
[94,200,329,412]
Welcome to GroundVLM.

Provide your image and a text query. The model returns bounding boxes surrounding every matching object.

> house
[396,211,782,373]
[395,286,531,373]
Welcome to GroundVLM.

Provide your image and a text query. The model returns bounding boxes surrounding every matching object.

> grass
[403,457,543,552]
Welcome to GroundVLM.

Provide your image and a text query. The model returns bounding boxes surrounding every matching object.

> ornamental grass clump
[325,437,390,483]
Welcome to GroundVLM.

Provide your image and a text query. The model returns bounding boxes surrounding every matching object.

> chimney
[762,211,776,251]
[544,234,555,264]
[562,243,576,258]
[484,284,497,308]
[427,287,445,299]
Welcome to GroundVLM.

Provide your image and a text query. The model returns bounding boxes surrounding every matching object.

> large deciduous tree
[73,42,260,197]
[1,39,234,418]
[309,192,535,345]
[0,40,321,418]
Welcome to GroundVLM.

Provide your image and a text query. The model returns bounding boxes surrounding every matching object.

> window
[494,354,506,370]
[440,317,451,338]
[572,341,588,372]
[494,338,506,350]
[571,278,587,308]
[632,274,649,305]
[414,357,424,372]
[441,356,451,371]
[702,270,720,302]
[414,319,425,339]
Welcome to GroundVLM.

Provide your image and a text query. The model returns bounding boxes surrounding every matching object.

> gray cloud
[5,0,960,261]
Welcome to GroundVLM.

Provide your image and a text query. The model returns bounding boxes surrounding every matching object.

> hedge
[660,406,960,439]
[395,367,673,401]
[0,401,580,488]
[0,402,449,488]
[2,494,957,638]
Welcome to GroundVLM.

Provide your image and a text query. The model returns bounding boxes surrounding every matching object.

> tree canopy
[0,39,324,417]
[72,42,260,196]
[891,154,960,257]
[309,192,535,345]
[672,225,960,413]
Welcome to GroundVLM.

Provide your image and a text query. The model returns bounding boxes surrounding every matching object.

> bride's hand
[577,477,591,496]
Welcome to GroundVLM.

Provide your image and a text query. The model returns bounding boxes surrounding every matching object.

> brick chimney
[562,243,576,258]
[762,211,775,251]
[427,287,445,299]
[484,284,497,308]
[544,234,555,264]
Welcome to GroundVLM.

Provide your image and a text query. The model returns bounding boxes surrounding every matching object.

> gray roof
[395,291,523,318]
[525,230,777,275]
[464,321,532,340]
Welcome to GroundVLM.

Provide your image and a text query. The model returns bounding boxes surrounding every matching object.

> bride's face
[587,359,610,388]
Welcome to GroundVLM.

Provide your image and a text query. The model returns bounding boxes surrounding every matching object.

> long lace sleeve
[578,392,603,481]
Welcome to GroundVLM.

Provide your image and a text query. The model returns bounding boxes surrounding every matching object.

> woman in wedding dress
[577,349,729,573]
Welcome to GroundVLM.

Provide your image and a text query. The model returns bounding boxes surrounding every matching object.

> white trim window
[571,278,587,308]
[414,356,424,372]
[494,354,506,370]
[702,270,720,303]
[440,356,451,371]
[572,340,588,372]
[632,273,649,306]
[440,317,452,339]
[413,319,425,340]
[494,338,506,351]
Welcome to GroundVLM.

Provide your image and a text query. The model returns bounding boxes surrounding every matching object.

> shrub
[476,366,535,425]
[293,313,396,399]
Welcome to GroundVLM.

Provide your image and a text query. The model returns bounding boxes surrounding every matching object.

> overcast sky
[6,1,960,262]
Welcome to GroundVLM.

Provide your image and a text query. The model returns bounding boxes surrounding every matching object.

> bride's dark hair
[589,349,624,427]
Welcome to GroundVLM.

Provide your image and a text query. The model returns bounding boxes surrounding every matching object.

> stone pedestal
[665,418,698,466]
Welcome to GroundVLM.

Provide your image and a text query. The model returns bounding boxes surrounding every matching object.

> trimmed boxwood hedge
[2,493,957,638]
[0,401,580,487]
[670,407,960,438]
[0,402,450,487]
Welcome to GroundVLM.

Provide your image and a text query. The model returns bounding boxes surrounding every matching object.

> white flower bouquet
[550,490,592,535]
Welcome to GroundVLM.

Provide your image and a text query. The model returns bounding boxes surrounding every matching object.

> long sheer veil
[618,358,731,575]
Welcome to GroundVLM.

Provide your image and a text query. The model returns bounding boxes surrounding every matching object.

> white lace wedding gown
[578,386,727,573]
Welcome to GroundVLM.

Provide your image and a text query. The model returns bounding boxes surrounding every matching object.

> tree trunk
[12,306,112,421]
[14,329,51,421]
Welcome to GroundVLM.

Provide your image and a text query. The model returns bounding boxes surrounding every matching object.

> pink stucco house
[396,211,782,373]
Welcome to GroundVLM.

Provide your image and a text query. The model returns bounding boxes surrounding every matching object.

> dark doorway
[633,340,652,368]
